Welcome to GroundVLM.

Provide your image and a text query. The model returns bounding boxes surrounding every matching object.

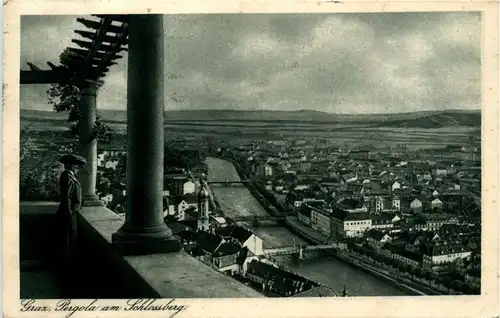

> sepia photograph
[3,1,499,317]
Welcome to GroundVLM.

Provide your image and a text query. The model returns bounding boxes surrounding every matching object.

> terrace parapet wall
[20,201,264,298]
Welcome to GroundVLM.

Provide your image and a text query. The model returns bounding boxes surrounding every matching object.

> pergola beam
[22,15,128,85]
[26,62,41,72]
[75,30,124,44]
[95,20,128,76]
[76,17,125,34]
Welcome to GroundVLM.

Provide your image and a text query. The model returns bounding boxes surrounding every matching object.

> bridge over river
[261,243,341,259]
[207,180,250,186]
[206,156,407,297]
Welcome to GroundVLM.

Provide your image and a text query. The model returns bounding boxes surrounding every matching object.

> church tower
[197,180,210,232]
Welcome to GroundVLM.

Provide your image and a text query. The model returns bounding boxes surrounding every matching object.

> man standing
[56,154,87,275]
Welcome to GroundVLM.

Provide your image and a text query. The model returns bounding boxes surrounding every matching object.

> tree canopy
[46,51,112,143]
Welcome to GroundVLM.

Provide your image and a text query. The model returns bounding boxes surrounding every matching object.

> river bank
[208,154,442,296]
[284,218,427,296]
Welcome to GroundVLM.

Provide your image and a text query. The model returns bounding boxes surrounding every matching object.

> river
[206,156,407,296]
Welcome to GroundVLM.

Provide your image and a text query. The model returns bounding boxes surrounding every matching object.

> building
[292,285,338,297]
[310,206,332,237]
[425,214,454,231]
[337,198,368,213]
[211,216,229,228]
[431,197,443,210]
[299,161,312,172]
[197,182,210,232]
[244,260,319,297]
[465,267,481,285]
[105,160,119,170]
[422,244,472,268]
[195,231,242,274]
[227,226,264,256]
[165,193,198,220]
[212,242,242,274]
[366,230,392,249]
[297,204,312,226]
[183,180,196,195]
[391,180,401,192]
[100,193,113,206]
[330,207,372,238]
[339,171,358,184]
[371,195,387,213]
[392,196,401,211]
[256,163,274,177]
[349,150,370,160]
[370,212,400,230]
[164,170,188,196]
[382,244,422,268]
[410,198,423,214]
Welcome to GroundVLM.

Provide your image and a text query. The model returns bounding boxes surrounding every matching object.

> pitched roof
[366,229,388,241]
[183,206,199,220]
[299,204,312,217]
[168,221,195,235]
[197,231,223,254]
[215,226,235,237]
[344,212,371,221]
[246,260,317,296]
[371,212,397,223]
[171,193,199,205]
[293,285,337,297]
[213,242,241,258]
[425,213,450,222]
[330,206,371,221]
[383,244,423,262]
[338,198,365,210]
[247,260,311,284]
[427,244,470,257]
[230,226,254,244]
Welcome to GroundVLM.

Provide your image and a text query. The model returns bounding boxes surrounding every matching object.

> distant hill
[20,109,481,128]
[374,110,481,128]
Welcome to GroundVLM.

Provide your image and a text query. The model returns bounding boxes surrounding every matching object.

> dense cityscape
[22,129,480,297]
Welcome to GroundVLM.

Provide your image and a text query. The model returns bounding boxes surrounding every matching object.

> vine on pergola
[42,15,130,144]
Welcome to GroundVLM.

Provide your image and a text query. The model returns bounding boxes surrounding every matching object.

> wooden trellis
[20,15,129,85]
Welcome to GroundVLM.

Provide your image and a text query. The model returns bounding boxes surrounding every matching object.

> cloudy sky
[20,12,481,114]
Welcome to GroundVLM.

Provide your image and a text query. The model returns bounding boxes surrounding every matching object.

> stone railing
[20,201,263,299]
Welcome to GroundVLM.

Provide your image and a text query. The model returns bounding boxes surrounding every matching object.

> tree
[429,271,438,283]
[452,281,465,294]
[47,78,112,144]
[470,283,481,295]
[20,133,69,201]
[415,267,423,279]
[443,277,453,292]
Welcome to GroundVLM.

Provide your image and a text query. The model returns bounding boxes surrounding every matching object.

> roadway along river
[206,156,407,296]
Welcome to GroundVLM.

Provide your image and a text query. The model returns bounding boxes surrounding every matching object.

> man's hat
[58,154,87,166]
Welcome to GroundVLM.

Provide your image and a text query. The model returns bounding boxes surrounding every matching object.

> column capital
[79,79,104,96]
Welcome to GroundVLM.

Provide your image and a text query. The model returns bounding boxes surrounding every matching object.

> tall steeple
[197,179,210,231]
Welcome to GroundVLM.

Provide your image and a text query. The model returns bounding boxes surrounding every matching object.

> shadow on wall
[19,202,139,299]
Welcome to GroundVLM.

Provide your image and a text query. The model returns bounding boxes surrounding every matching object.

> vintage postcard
[3,0,499,317]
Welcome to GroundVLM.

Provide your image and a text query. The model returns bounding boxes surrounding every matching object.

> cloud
[233,34,285,60]
[20,12,481,114]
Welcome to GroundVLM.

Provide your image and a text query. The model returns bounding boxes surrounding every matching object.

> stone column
[79,80,104,206]
[112,14,180,255]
